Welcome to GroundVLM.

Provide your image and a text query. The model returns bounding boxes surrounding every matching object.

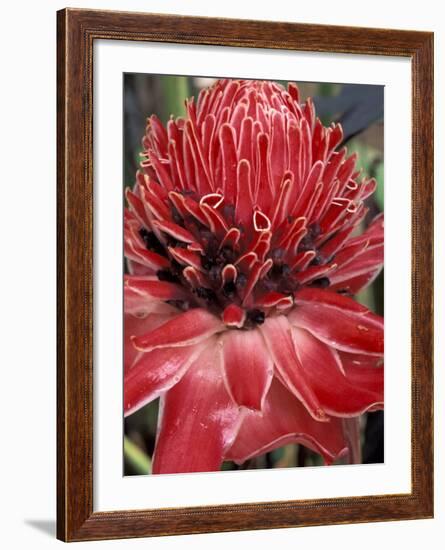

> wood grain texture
[57,8,434,542]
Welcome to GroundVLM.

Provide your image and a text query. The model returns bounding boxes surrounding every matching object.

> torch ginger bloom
[124,79,384,474]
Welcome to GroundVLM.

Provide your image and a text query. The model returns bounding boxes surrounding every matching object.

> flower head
[124,79,384,474]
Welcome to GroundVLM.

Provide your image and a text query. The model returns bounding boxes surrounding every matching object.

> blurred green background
[123,75,384,475]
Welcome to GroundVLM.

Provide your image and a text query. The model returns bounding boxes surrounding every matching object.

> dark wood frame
[57,8,434,542]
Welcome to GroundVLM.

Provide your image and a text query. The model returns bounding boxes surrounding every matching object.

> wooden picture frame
[57,8,434,542]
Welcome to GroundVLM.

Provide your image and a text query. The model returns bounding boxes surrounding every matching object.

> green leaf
[161,76,190,122]
[374,162,384,210]
[124,436,152,475]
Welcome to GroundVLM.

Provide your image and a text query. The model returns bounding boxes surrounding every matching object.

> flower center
[132,191,339,328]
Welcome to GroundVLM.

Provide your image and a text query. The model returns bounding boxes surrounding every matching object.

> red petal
[124,286,178,318]
[219,227,241,250]
[226,379,347,465]
[184,120,213,195]
[293,263,337,285]
[328,124,343,152]
[339,351,384,396]
[259,316,326,421]
[271,176,293,229]
[132,308,224,352]
[238,115,253,166]
[182,266,209,289]
[149,115,168,153]
[152,219,196,243]
[125,189,150,228]
[221,329,273,410]
[147,150,174,191]
[292,327,383,416]
[288,82,301,104]
[168,246,203,271]
[124,234,170,272]
[328,244,383,293]
[235,159,254,228]
[289,294,384,356]
[241,260,267,305]
[139,184,171,221]
[293,161,323,219]
[124,343,204,416]
[125,276,187,301]
[255,291,293,309]
[337,153,358,193]
[255,133,274,212]
[300,119,312,182]
[219,123,238,204]
[269,110,286,189]
[253,209,272,232]
[222,304,246,328]
[124,312,174,372]
[329,212,384,294]
[294,287,369,313]
[200,203,228,238]
[152,340,241,473]
[220,264,237,286]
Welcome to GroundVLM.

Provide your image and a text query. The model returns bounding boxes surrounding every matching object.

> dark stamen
[308,222,321,239]
[220,246,235,264]
[270,262,290,278]
[201,256,215,271]
[208,265,222,283]
[247,308,265,325]
[310,277,330,289]
[222,204,235,224]
[270,248,284,262]
[309,252,324,266]
[236,273,247,289]
[167,237,187,249]
[222,281,237,299]
[194,287,217,303]
[277,278,300,293]
[157,269,180,283]
[166,300,190,311]
[139,228,167,257]
[297,235,313,252]
[170,205,183,225]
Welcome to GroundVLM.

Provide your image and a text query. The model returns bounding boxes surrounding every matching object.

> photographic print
[123,75,384,476]
[57,9,433,540]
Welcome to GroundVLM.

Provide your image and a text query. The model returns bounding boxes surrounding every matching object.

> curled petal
[292,327,383,416]
[339,351,384,397]
[132,308,224,352]
[125,277,188,301]
[290,291,384,356]
[152,340,242,473]
[226,379,348,465]
[124,343,204,416]
[220,329,273,411]
[329,243,383,294]
[124,237,170,272]
[294,286,369,313]
[255,291,293,309]
[259,316,327,421]
[124,312,174,372]
[222,304,246,328]
[152,219,196,243]
[124,287,177,318]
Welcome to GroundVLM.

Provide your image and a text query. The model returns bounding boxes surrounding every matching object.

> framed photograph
[57,8,434,542]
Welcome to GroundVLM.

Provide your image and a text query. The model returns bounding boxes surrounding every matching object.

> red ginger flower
[124,79,384,474]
